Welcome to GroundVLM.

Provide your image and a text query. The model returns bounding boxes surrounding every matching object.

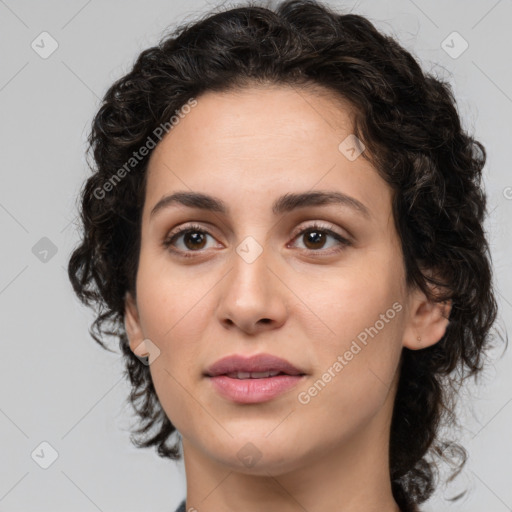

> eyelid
[289,220,347,241]
[167,222,215,238]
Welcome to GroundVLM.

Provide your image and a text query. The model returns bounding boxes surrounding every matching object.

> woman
[67,1,501,510]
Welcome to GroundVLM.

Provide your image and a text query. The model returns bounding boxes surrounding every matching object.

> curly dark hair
[67,1,503,510]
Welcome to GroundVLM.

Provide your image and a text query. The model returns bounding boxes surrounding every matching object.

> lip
[208,374,306,404]
[204,353,305,377]
[204,353,307,404]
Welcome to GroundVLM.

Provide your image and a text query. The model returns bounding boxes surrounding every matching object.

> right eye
[162,223,220,257]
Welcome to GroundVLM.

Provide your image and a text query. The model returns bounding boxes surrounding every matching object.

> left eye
[289,223,351,253]
[162,222,350,257]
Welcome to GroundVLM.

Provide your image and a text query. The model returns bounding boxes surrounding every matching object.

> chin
[207,437,306,476]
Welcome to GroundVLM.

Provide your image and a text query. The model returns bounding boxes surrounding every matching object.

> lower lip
[207,374,305,404]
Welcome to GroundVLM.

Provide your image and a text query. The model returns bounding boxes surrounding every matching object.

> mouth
[204,353,307,404]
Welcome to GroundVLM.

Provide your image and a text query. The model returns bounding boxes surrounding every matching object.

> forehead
[143,85,391,223]
[158,84,355,154]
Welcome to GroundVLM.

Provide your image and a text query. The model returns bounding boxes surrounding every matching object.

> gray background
[0,0,511,511]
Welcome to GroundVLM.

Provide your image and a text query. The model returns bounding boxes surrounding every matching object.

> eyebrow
[149,190,371,220]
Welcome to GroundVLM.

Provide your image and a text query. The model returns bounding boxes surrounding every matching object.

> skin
[124,84,451,512]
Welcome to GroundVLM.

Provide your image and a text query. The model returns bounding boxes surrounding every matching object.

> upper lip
[204,353,306,377]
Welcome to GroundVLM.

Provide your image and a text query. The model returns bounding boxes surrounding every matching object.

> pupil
[305,230,324,249]
[185,232,206,250]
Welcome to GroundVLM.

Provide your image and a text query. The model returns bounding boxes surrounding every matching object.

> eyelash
[162,222,351,258]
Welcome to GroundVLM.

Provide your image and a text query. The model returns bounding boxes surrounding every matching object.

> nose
[216,242,288,335]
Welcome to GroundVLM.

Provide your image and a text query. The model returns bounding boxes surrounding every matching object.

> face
[124,84,448,476]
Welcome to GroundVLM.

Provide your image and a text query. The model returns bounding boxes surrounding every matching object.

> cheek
[294,293,404,445]
[300,256,404,346]
[134,264,209,430]
[298,258,405,403]
[135,250,212,342]
[134,253,217,371]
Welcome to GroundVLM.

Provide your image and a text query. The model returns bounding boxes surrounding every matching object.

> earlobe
[124,291,148,357]
[403,286,452,350]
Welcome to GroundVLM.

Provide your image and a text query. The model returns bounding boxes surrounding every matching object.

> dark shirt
[174,499,186,512]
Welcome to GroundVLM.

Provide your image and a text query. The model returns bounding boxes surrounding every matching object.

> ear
[124,291,149,357]
[402,284,452,351]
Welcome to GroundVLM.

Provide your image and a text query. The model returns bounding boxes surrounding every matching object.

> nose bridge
[228,208,274,283]
[217,232,287,332]
[229,234,273,301]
